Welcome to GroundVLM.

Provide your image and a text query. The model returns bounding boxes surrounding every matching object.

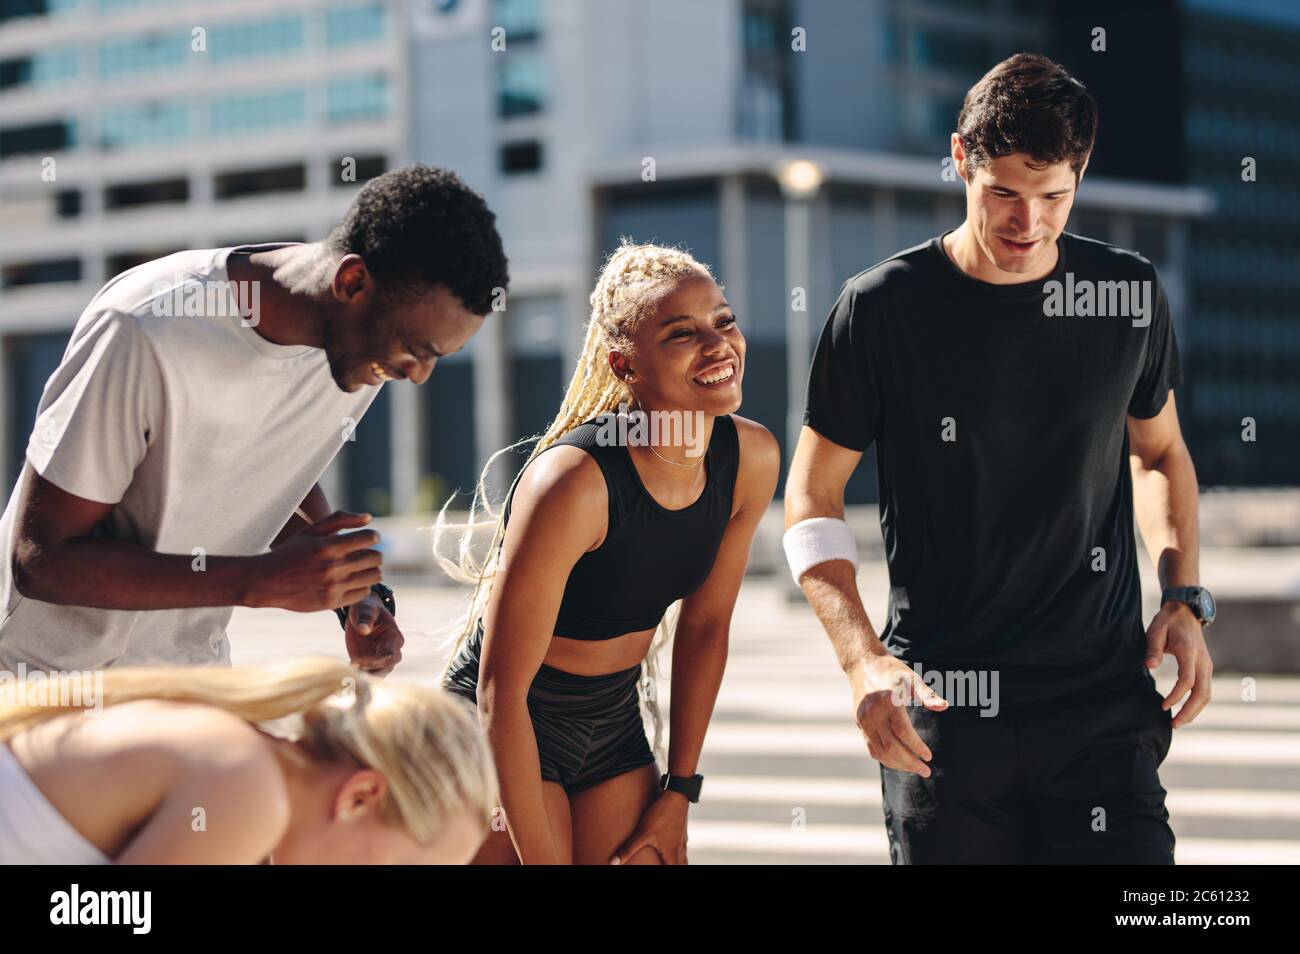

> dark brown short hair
[957,53,1098,177]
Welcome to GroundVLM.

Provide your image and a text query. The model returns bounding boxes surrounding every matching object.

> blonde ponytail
[0,657,497,844]
[432,238,717,765]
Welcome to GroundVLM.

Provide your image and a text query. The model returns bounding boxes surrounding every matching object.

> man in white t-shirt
[0,164,509,674]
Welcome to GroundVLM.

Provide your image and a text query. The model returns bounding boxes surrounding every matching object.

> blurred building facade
[0,0,1288,517]
[1178,1,1300,487]
[0,0,409,512]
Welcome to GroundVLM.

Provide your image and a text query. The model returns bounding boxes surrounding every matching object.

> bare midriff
[543,626,659,676]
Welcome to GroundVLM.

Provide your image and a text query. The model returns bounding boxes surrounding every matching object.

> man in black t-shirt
[783,54,1215,864]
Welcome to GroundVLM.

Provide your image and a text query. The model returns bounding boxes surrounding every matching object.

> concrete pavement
[228,574,1300,864]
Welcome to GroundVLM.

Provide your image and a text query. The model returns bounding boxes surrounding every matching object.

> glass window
[97,0,169,11]
[331,154,387,186]
[1,257,82,288]
[0,49,78,89]
[99,31,189,77]
[327,2,387,47]
[105,177,189,210]
[326,74,389,124]
[210,16,305,64]
[500,139,542,174]
[913,28,989,75]
[1,0,79,25]
[99,101,189,149]
[497,50,544,117]
[738,71,784,142]
[0,119,77,157]
[739,1,790,142]
[214,164,306,200]
[492,0,540,41]
[743,6,779,55]
[883,20,902,65]
[210,90,306,137]
[56,189,81,217]
[33,48,78,84]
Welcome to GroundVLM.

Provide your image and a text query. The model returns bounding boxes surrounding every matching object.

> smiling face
[953,137,1085,281]
[610,274,745,417]
[320,255,486,393]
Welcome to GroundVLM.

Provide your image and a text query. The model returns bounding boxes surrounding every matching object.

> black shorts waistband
[443,621,643,698]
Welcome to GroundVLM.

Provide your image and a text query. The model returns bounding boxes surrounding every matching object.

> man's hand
[345,595,404,676]
[609,790,689,865]
[246,511,382,612]
[1146,600,1213,728]
[851,653,949,777]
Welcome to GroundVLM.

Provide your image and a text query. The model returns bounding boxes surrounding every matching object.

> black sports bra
[495,413,740,640]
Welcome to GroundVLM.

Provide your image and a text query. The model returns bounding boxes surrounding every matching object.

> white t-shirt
[0,245,380,671]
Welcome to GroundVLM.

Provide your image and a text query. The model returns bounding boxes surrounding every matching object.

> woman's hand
[609,790,690,865]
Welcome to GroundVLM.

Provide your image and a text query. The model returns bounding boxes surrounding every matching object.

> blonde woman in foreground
[436,240,780,865]
[0,658,495,864]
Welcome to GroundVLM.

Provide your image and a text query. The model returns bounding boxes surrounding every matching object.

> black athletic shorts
[880,666,1175,864]
[442,621,658,796]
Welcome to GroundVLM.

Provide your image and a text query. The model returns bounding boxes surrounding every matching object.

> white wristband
[782,517,860,586]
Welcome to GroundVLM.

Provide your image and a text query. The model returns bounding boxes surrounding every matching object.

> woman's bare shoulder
[727,414,781,512]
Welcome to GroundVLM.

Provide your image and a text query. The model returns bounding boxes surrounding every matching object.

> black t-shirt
[804,230,1183,709]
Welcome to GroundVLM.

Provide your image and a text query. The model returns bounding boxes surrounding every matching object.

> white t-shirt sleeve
[26,309,164,504]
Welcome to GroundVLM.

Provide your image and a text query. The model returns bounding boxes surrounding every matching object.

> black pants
[880,666,1175,864]
[442,621,658,796]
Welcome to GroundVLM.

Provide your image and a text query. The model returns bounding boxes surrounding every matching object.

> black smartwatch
[336,582,396,631]
[661,773,704,803]
[1161,585,1216,628]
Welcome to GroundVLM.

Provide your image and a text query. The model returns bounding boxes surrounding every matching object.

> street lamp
[775,159,825,474]
[776,158,825,201]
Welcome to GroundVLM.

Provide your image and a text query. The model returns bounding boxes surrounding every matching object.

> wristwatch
[1161,585,1216,628]
[336,582,396,631]
[661,773,704,803]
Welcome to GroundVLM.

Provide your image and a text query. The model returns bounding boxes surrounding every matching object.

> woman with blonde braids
[0,658,495,863]
[435,239,780,865]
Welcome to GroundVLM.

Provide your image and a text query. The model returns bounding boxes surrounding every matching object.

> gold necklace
[624,403,704,469]
[646,442,704,469]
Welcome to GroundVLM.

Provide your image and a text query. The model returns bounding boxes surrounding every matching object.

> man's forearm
[1131,444,1200,591]
[13,538,255,610]
[786,492,887,679]
[799,560,889,680]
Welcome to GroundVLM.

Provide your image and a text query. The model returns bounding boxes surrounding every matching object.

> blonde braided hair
[433,238,718,764]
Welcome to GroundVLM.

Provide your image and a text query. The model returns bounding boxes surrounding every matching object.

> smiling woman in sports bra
[435,240,779,865]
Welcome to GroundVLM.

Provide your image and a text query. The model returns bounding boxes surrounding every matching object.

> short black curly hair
[326,163,509,315]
